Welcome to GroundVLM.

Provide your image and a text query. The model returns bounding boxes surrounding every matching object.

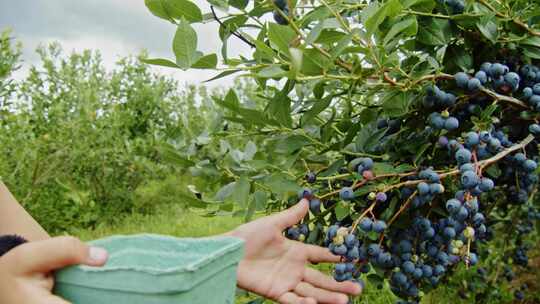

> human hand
[0,236,108,304]
[227,199,362,304]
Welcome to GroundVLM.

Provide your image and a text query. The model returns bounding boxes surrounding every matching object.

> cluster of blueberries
[284,61,540,303]
[272,0,289,25]
[455,62,521,94]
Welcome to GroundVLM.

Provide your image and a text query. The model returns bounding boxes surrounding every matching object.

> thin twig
[210,6,255,48]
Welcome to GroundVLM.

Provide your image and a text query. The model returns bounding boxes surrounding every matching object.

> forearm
[0,182,49,241]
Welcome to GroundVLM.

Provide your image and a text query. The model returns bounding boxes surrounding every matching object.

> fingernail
[88,246,108,264]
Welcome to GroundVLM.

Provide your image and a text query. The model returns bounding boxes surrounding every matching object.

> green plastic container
[53,234,244,304]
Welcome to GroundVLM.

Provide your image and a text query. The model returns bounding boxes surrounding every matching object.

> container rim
[79,233,245,275]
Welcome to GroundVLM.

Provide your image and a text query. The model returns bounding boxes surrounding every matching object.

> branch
[210,6,255,48]
[480,87,529,109]
[477,0,540,37]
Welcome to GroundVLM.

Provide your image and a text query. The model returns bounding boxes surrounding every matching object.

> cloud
[0,0,252,86]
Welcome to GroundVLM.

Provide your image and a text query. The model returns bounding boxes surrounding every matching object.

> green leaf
[355,125,388,153]
[306,20,325,44]
[155,143,195,167]
[384,16,418,46]
[335,202,350,221]
[257,65,288,78]
[141,58,179,68]
[301,95,332,125]
[417,19,452,46]
[275,134,311,154]
[266,91,293,127]
[476,18,498,44]
[233,176,251,208]
[205,69,241,82]
[382,91,415,117]
[263,173,300,196]
[162,0,203,23]
[192,53,217,69]
[173,20,199,69]
[363,0,403,37]
[268,23,297,55]
[144,0,171,22]
[145,0,203,23]
[229,0,249,10]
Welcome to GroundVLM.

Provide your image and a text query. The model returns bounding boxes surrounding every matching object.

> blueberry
[479,131,491,142]
[367,244,381,256]
[443,227,456,238]
[480,62,492,73]
[417,182,430,195]
[422,265,433,277]
[430,183,445,194]
[461,171,479,189]
[489,63,507,77]
[455,72,469,88]
[530,95,540,107]
[309,198,321,214]
[455,206,469,221]
[444,116,460,130]
[467,78,482,91]
[429,112,445,129]
[534,83,540,95]
[438,136,449,146]
[433,264,446,276]
[529,123,540,135]
[514,153,527,164]
[393,272,408,287]
[399,240,412,253]
[339,187,355,200]
[475,71,488,84]
[523,87,533,100]
[504,72,520,91]
[359,218,373,232]
[460,163,475,173]
[455,148,472,164]
[273,9,289,25]
[334,263,347,274]
[465,132,480,147]
[334,244,348,255]
[402,261,415,274]
[344,234,357,248]
[327,225,339,239]
[298,188,313,199]
[361,158,374,170]
[479,177,495,192]
[305,172,317,183]
[523,159,537,172]
[376,192,387,202]
[373,220,387,233]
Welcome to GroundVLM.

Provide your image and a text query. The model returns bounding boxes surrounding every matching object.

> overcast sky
[0,0,251,87]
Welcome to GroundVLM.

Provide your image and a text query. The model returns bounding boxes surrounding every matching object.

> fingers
[304,268,362,296]
[278,292,316,304]
[274,199,309,230]
[295,281,351,304]
[4,236,108,274]
[304,244,341,263]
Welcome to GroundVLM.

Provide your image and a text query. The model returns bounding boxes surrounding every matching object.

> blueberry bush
[145,0,540,302]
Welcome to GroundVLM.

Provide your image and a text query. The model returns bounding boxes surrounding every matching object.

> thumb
[275,199,309,230]
[3,236,108,275]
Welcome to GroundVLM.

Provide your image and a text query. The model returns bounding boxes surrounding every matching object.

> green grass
[69,205,534,304]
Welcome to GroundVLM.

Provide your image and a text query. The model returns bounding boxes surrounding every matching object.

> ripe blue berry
[359,218,373,232]
[339,187,355,200]
[373,220,387,233]
[298,188,313,199]
[444,117,460,130]
[467,78,482,91]
[455,148,472,164]
[454,72,469,88]
[309,198,321,214]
